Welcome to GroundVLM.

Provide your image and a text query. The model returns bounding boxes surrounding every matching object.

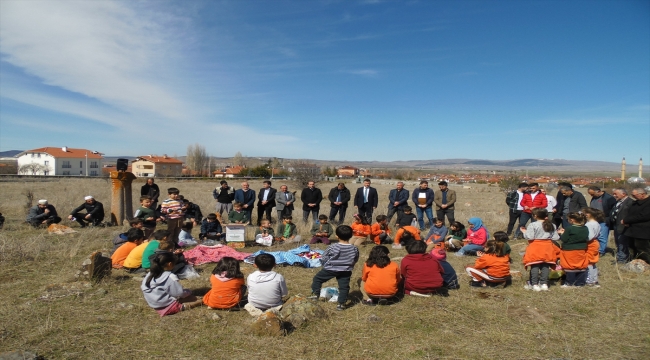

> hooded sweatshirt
[141,271,185,309]
[400,253,444,293]
[247,270,288,309]
[203,273,245,309]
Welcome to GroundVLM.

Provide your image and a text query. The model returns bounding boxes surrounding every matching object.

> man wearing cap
[68,196,105,227]
[27,200,62,227]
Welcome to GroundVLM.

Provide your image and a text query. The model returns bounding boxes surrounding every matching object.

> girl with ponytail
[521,208,560,291]
[141,252,202,316]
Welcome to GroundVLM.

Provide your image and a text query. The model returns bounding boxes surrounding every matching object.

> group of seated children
[111,229,188,275]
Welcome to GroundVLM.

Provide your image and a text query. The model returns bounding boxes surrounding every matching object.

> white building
[16,146,104,176]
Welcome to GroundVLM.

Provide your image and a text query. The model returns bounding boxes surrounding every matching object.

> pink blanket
[183,245,251,266]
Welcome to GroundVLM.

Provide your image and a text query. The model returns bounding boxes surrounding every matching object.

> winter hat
[38,199,48,205]
[431,248,447,261]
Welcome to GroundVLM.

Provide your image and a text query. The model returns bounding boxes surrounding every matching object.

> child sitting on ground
[123,229,149,273]
[200,213,224,242]
[350,214,371,247]
[392,224,421,250]
[455,217,488,256]
[111,219,144,254]
[557,212,589,287]
[141,252,203,317]
[397,206,417,228]
[276,215,301,244]
[141,229,169,270]
[310,225,359,311]
[425,218,448,252]
[112,228,145,269]
[228,202,249,225]
[493,231,511,259]
[445,221,467,251]
[245,254,288,316]
[583,208,604,287]
[430,248,460,289]
[155,240,189,275]
[254,219,275,246]
[521,209,559,291]
[178,222,198,247]
[401,240,445,297]
[203,257,246,310]
[465,240,511,287]
[371,215,393,245]
[134,196,159,239]
[310,214,333,245]
[360,245,401,306]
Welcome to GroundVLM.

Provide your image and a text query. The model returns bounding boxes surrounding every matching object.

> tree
[322,166,338,177]
[498,175,522,193]
[233,152,247,167]
[290,161,322,187]
[249,165,271,177]
[19,163,50,175]
[186,143,209,176]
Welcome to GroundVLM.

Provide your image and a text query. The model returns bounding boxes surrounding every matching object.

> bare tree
[290,161,322,187]
[18,163,50,175]
[232,151,247,167]
[185,143,209,176]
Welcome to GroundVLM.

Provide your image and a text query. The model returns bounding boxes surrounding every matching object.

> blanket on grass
[244,244,324,268]
[183,244,250,266]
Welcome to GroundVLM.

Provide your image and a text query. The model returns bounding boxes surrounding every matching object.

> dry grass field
[1,178,649,359]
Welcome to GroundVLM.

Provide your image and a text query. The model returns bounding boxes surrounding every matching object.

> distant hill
[0,150,22,157]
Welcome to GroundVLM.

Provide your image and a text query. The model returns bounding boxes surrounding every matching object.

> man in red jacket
[519,183,548,230]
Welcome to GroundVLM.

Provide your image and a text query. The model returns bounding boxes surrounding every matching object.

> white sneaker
[391,244,402,250]
[540,284,549,291]
[523,283,533,290]
[409,291,432,298]
[532,285,541,292]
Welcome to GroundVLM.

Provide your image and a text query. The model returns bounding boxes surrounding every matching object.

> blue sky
[1,0,648,162]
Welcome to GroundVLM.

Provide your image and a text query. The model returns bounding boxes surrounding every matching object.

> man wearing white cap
[27,200,61,227]
[68,196,105,227]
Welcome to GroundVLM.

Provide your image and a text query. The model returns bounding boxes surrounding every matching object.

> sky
[0,0,649,162]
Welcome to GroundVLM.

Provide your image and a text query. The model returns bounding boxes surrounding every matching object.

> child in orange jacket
[465,240,510,287]
[371,215,392,245]
[360,245,400,306]
[392,225,421,250]
[350,214,371,247]
[203,257,246,310]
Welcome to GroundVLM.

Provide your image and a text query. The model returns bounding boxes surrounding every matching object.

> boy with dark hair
[182,199,203,226]
[310,214,333,244]
[309,225,360,310]
[160,188,184,244]
[276,215,301,244]
[134,196,158,239]
[200,213,224,242]
[228,202,249,224]
[122,229,149,273]
[111,228,145,269]
[401,240,444,297]
[111,219,145,254]
[398,206,417,228]
[245,253,288,316]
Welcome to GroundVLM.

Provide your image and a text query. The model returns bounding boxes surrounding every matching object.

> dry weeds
[0,178,648,359]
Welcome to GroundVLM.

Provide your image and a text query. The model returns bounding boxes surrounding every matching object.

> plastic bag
[411,217,419,229]
[320,287,339,302]
[255,234,274,246]
[176,265,200,280]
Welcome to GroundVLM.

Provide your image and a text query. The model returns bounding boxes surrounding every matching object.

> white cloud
[347,69,378,77]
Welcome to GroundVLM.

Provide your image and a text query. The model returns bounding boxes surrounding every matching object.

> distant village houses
[132,155,183,177]
[337,166,359,177]
[17,146,103,176]
[213,165,246,178]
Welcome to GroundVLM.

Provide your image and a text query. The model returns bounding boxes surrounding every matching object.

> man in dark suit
[621,188,650,265]
[611,188,634,264]
[387,181,409,226]
[328,182,351,224]
[234,182,256,226]
[257,180,277,225]
[300,181,323,223]
[354,178,378,224]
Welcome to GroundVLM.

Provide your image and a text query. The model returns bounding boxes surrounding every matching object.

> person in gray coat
[559,186,587,229]
[27,199,62,227]
[275,185,295,225]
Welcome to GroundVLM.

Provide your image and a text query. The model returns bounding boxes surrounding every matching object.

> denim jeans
[597,222,609,255]
[416,206,434,229]
[458,244,484,256]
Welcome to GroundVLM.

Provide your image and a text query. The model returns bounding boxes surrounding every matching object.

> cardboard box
[225,224,246,242]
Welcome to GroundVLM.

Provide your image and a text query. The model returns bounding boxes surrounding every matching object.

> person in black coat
[552,182,572,228]
[622,188,650,264]
[68,196,105,227]
[300,181,323,223]
[353,179,379,224]
[257,180,277,225]
[328,183,351,224]
[26,199,61,227]
[611,188,635,263]
[141,178,160,209]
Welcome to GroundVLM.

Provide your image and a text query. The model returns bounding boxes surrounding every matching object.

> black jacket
[568,191,588,213]
[611,197,634,234]
[590,192,616,223]
[257,187,277,207]
[301,187,323,211]
[328,187,351,208]
[26,205,58,222]
[140,183,160,202]
[71,201,105,219]
[353,186,379,208]
[622,197,650,239]
[184,203,203,222]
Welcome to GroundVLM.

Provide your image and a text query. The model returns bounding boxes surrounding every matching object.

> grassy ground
[1,178,649,359]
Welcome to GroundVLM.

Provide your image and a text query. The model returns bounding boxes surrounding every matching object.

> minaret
[621,157,626,180]
[640,158,643,178]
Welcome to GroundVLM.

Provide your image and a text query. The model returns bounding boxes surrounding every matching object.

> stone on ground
[250,311,285,336]
[280,295,327,328]
[620,259,650,273]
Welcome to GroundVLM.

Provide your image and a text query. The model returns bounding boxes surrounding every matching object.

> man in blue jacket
[234,182,256,226]
[412,181,435,229]
[387,182,409,226]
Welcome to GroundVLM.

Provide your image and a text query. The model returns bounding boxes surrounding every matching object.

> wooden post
[110,171,137,226]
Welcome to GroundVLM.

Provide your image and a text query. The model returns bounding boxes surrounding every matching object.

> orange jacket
[394,226,421,244]
[111,242,137,268]
[203,275,245,309]
[362,262,400,296]
[473,254,510,278]
[370,223,391,244]
[351,222,371,237]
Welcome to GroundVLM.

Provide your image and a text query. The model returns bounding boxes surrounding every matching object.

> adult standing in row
[519,182,547,228]
[434,181,456,226]
[552,182,572,228]
[234,182,256,225]
[257,181,277,226]
[506,183,528,238]
[541,188,556,213]
[387,182,409,226]
[27,199,61,227]
[587,186,616,255]
[354,179,378,224]
[621,188,650,264]
[328,182,351,224]
[213,180,235,217]
[412,180,435,229]
[610,188,634,264]
[140,178,160,209]
[276,185,295,222]
[301,181,322,223]
[559,185,588,229]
